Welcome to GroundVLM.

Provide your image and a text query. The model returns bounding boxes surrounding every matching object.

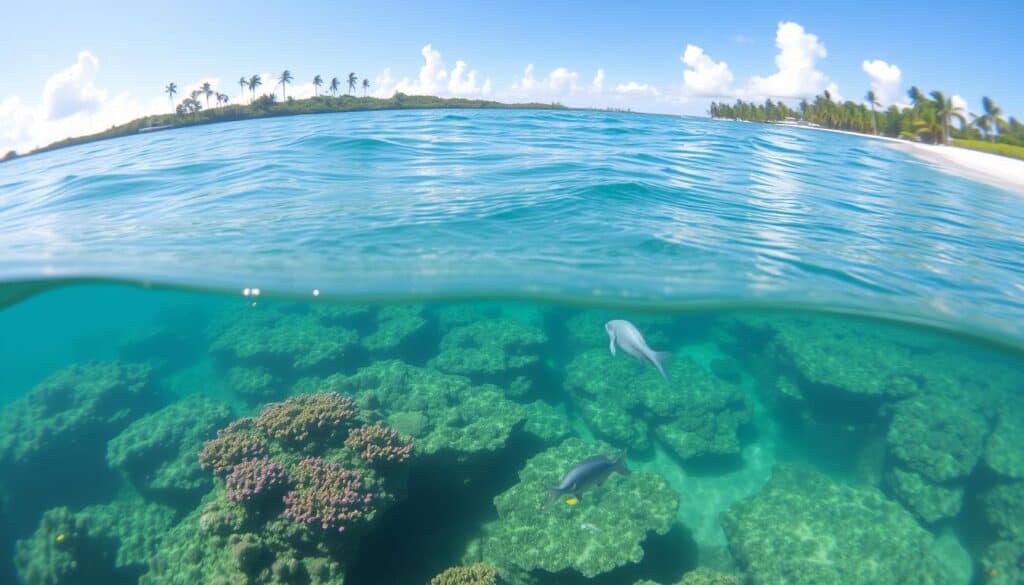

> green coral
[480,438,678,579]
[565,350,749,460]
[721,465,954,584]
[428,319,547,398]
[107,395,233,505]
[362,305,428,358]
[429,563,499,585]
[336,361,527,459]
[886,395,988,483]
[885,466,963,524]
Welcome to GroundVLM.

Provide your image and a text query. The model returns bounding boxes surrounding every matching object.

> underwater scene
[1,283,1023,585]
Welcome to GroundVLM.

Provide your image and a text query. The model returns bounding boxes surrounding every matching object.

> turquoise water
[1,110,1023,585]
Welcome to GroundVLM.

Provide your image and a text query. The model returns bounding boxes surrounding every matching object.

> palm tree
[362,78,369,96]
[238,77,248,103]
[908,86,926,111]
[930,90,965,145]
[278,70,294,100]
[329,77,340,97]
[165,82,178,103]
[313,75,323,97]
[866,90,880,135]
[248,74,262,102]
[217,93,229,106]
[973,96,1005,143]
[200,82,213,108]
[347,72,357,95]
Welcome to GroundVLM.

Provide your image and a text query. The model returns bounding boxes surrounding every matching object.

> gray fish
[545,452,629,508]
[605,319,672,381]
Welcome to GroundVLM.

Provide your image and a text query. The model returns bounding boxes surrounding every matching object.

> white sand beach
[888,141,1024,195]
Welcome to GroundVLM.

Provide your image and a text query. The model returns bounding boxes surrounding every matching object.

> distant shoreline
[1,94,570,161]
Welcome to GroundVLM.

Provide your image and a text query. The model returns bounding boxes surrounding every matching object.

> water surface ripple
[2,109,1023,344]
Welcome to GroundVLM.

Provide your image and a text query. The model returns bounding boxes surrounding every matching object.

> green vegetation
[710,88,1024,154]
[16,92,565,159]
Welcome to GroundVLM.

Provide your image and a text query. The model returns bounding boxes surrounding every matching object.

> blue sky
[1,0,1021,152]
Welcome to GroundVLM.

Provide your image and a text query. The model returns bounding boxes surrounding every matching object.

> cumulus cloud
[591,69,605,93]
[681,44,734,97]
[371,45,490,98]
[615,81,660,96]
[43,51,105,120]
[511,64,581,98]
[0,51,172,153]
[862,59,902,106]
[747,22,830,99]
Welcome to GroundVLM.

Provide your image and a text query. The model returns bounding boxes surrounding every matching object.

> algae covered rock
[979,538,1024,585]
[337,360,527,459]
[480,438,678,579]
[361,305,429,359]
[980,482,1024,541]
[886,466,963,524]
[721,465,953,584]
[428,318,547,398]
[521,400,574,444]
[107,395,233,505]
[226,366,281,404]
[14,507,114,585]
[886,395,988,483]
[984,412,1024,480]
[565,349,749,460]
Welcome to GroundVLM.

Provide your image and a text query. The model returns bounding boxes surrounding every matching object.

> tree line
[709,89,1023,147]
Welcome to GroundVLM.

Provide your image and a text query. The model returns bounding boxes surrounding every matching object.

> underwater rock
[225,365,281,405]
[721,464,954,584]
[14,507,115,585]
[565,350,749,460]
[480,438,678,579]
[979,538,1024,585]
[885,466,963,524]
[428,318,547,399]
[521,400,574,445]
[107,395,233,506]
[886,395,989,483]
[429,562,499,585]
[337,360,527,460]
[361,305,429,360]
[980,482,1024,542]
[78,497,178,577]
[209,306,360,375]
[984,412,1024,480]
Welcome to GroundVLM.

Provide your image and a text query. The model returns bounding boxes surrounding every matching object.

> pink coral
[344,423,414,465]
[254,393,357,447]
[283,457,379,533]
[224,457,290,504]
[198,418,268,477]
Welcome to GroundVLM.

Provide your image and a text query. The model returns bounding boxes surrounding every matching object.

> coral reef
[198,418,269,477]
[721,465,953,583]
[980,482,1024,542]
[361,305,429,359]
[336,360,527,459]
[984,412,1024,480]
[428,319,547,398]
[479,438,678,579]
[565,350,749,460]
[430,562,499,585]
[886,395,988,483]
[344,423,414,466]
[254,393,357,449]
[885,467,963,524]
[14,507,114,585]
[225,457,291,505]
[107,395,233,505]
[521,400,574,444]
[226,366,281,404]
[283,457,383,533]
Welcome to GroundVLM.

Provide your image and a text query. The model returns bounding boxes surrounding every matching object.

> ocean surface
[0,109,1022,585]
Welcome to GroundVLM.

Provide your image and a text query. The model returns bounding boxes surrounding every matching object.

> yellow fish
[55,534,65,544]
[565,497,579,506]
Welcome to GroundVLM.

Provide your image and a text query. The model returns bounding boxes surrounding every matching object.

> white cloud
[862,59,902,106]
[733,34,754,45]
[43,51,106,120]
[681,44,734,97]
[0,51,172,153]
[825,82,843,102]
[591,69,605,93]
[951,94,969,123]
[372,68,396,98]
[511,64,583,98]
[373,45,490,98]
[615,81,660,96]
[747,22,830,99]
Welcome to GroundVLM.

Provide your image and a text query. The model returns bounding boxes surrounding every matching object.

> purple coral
[344,423,414,465]
[283,457,379,533]
[254,393,357,446]
[225,457,290,504]
[198,418,268,477]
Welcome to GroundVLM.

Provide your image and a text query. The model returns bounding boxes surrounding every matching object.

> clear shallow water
[1,110,1023,345]
[0,110,1023,585]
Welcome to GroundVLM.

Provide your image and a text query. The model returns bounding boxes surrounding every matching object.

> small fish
[605,319,672,381]
[546,452,629,508]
